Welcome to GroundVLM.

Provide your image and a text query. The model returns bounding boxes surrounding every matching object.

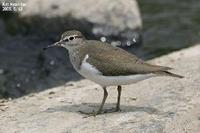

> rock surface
[0,45,199,133]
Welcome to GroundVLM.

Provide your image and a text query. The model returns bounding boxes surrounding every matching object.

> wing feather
[81,41,172,76]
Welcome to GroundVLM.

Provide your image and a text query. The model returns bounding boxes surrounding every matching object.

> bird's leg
[95,87,108,114]
[103,85,122,113]
[81,87,108,118]
[115,85,122,111]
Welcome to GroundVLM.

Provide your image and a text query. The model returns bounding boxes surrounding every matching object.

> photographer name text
[2,2,26,12]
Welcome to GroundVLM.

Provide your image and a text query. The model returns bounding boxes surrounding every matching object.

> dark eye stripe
[62,35,83,42]
[74,35,83,39]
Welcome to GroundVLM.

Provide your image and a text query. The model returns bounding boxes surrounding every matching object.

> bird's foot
[115,106,122,112]
[104,107,121,113]
[79,110,102,118]
[79,107,121,118]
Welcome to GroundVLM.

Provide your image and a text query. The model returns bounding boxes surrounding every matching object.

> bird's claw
[79,110,102,118]
[79,107,121,118]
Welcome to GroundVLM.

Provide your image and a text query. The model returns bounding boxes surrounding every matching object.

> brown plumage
[76,40,183,78]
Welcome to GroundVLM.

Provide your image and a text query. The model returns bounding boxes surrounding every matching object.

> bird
[43,30,183,116]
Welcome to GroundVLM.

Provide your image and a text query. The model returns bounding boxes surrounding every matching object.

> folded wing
[84,41,172,76]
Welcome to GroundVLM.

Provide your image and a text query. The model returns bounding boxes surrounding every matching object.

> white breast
[78,54,157,87]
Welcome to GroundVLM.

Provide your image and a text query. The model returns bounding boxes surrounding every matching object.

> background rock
[21,0,142,47]
[0,45,199,133]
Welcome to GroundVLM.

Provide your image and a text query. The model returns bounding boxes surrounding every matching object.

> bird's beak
[43,40,62,50]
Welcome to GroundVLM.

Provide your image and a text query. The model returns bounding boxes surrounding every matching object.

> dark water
[138,0,200,58]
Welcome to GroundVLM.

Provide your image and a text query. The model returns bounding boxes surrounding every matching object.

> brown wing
[82,40,172,76]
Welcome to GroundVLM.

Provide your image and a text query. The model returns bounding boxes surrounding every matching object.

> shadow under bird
[43,30,183,116]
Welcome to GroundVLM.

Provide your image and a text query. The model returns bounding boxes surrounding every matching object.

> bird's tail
[154,71,184,78]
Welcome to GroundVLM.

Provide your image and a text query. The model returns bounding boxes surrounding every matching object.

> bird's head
[43,30,85,50]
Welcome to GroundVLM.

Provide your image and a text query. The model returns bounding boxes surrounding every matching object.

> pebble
[49,91,55,95]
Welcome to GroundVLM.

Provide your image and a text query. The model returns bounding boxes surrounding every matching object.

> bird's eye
[69,36,74,40]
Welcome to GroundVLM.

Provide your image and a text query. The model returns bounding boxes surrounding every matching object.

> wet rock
[0,69,4,75]
[21,0,142,47]
[0,19,5,36]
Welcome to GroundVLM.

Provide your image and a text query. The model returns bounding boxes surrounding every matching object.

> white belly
[79,72,156,87]
[78,56,157,87]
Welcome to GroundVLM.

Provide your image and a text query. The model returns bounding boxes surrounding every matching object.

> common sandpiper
[43,30,183,116]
